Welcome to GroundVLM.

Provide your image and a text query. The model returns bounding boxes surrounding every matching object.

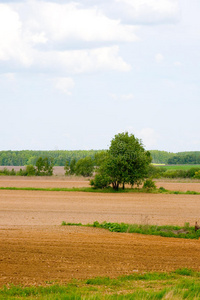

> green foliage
[75,156,94,177]
[65,221,200,240]
[0,150,101,166]
[25,165,36,176]
[1,150,200,167]
[147,164,166,178]
[64,160,70,176]
[61,221,67,226]
[1,269,200,300]
[149,150,174,164]
[69,158,76,175]
[90,173,111,189]
[174,269,194,276]
[94,150,108,166]
[35,157,54,176]
[143,179,156,190]
[194,170,200,179]
[168,152,200,164]
[92,132,151,190]
[148,165,200,179]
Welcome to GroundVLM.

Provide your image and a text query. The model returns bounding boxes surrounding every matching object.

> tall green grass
[62,221,200,240]
[1,269,200,299]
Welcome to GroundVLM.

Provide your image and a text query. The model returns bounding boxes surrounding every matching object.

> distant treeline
[1,150,200,166]
[0,150,100,166]
[150,151,200,165]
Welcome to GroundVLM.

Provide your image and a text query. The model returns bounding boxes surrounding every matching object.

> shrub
[90,173,111,189]
[148,165,166,178]
[187,167,200,178]
[143,179,156,190]
[10,168,16,175]
[16,168,27,176]
[194,170,200,179]
[25,165,36,176]
[75,157,94,177]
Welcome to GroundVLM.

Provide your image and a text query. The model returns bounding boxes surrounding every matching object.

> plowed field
[1,176,200,191]
[1,177,200,287]
[1,226,200,287]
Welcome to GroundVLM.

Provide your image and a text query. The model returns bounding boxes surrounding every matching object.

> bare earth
[1,176,200,286]
[1,175,200,191]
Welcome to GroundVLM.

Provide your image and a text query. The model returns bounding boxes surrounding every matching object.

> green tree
[91,132,151,190]
[69,158,76,175]
[36,157,44,175]
[64,160,70,175]
[35,157,54,176]
[75,156,94,177]
[25,165,36,176]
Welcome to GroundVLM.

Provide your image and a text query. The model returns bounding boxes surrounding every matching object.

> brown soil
[1,177,200,287]
[0,176,90,188]
[155,180,200,192]
[1,190,200,226]
[1,176,200,191]
[1,226,200,287]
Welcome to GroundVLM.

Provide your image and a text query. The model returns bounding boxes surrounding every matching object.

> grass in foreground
[1,269,200,299]
[61,221,200,240]
[0,186,200,195]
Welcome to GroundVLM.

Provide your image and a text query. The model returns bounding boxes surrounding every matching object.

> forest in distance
[1,150,200,166]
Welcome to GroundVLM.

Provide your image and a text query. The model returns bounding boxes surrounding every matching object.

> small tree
[25,165,36,176]
[143,179,156,191]
[35,157,54,176]
[75,156,94,177]
[64,160,70,175]
[69,158,76,175]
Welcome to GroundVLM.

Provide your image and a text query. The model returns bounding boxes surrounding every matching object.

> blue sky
[1,0,200,152]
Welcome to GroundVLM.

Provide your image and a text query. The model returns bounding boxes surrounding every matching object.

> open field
[1,176,200,288]
[1,189,200,226]
[1,225,200,288]
[1,175,200,192]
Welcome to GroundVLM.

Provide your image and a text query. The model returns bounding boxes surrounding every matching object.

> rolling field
[1,176,200,289]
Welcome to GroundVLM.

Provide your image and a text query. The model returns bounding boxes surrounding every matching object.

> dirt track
[1,177,200,286]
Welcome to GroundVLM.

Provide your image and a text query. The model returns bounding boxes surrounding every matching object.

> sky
[1,0,200,152]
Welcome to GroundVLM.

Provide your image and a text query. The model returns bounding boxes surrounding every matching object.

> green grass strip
[62,221,200,240]
[1,269,200,299]
[0,186,200,195]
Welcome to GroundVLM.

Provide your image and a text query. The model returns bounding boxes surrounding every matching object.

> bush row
[148,165,200,179]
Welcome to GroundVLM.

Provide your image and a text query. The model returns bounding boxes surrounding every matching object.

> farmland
[1,175,200,298]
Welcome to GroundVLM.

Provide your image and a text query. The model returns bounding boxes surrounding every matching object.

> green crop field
[154,164,200,171]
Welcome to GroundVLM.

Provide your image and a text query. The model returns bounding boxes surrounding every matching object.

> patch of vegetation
[1,186,200,196]
[62,221,200,240]
[148,164,200,179]
[1,269,200,299]
[91,132,152,190]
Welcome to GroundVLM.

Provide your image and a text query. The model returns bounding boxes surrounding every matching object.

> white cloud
[114,0,180,24]
[0,4,31,65]
[110,93,134,101]
[0,2,133,74]
[53,77,75,95]
[14,2,138,44]
[155,53,164,63]
[33,46,131,73]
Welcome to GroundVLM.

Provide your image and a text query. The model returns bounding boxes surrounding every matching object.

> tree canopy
[91,132,152,190]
